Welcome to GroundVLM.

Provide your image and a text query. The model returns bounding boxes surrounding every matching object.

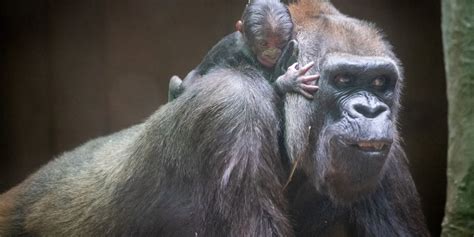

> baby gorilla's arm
[273,61,319,99]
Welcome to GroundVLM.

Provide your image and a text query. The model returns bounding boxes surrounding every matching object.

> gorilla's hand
[274,61,319,99]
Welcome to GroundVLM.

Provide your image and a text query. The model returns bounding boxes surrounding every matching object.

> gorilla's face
[307,53,401,204]
[287,0,405,205]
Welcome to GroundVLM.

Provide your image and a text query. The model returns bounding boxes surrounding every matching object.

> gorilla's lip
[338,139,392,153]
[352,141,389,151]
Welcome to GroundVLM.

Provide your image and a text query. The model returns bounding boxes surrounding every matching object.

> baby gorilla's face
[253,33,288,68]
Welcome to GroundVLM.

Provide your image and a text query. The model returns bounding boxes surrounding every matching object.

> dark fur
[0,68,291,236]
[168,32,270,101]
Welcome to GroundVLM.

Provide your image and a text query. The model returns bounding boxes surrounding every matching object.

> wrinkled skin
[307,54,399,203]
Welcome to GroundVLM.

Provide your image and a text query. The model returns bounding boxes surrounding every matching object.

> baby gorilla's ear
[273,40,300,79]
[235,20,243,32]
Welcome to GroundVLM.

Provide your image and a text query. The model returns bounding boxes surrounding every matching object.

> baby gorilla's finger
[288,62,299,71]
[301,84,319,93]
[298,88,314,99]
[299,75,319,84]
[298,61,315,75]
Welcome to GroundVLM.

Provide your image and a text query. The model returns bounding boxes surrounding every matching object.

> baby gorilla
[168,0,319,101]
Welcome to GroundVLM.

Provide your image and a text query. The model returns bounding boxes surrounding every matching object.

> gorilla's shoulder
[183,68,272,102]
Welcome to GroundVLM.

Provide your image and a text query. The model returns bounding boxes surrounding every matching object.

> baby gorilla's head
[238,0,294,68]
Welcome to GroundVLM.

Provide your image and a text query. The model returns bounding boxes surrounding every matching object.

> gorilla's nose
[348,99,389,119]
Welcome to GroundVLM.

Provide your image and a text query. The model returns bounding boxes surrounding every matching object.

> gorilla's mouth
[352,141,390,152]
[257,56,278,68]
[325,138,393,202]
[337,139,392,156]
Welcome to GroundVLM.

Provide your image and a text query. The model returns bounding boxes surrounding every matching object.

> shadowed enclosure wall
[0,0,446,235]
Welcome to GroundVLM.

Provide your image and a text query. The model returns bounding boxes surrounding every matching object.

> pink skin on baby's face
[254,35,286,68]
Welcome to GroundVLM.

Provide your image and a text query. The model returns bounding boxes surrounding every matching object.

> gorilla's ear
[284,94,313,165]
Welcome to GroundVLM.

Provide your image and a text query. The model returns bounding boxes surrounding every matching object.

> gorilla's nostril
[353,104,387,119]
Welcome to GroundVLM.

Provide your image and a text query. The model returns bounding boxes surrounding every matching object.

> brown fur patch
[289,0,340,27]
[289,0,392,58]
[0,185,24,235]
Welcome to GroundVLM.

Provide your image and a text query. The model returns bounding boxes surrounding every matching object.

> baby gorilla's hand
[276,61,319,99]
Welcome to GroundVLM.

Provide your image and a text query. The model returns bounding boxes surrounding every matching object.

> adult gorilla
[0,0,428,236]
[284,0,429,236]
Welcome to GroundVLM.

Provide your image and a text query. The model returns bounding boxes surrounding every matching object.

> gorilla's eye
[372,76,388,89]
[334,75,353,87]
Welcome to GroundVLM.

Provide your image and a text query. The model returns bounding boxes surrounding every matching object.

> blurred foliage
[441,0,474,236]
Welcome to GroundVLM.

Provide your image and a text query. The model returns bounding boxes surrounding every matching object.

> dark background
[0,0,446,235]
